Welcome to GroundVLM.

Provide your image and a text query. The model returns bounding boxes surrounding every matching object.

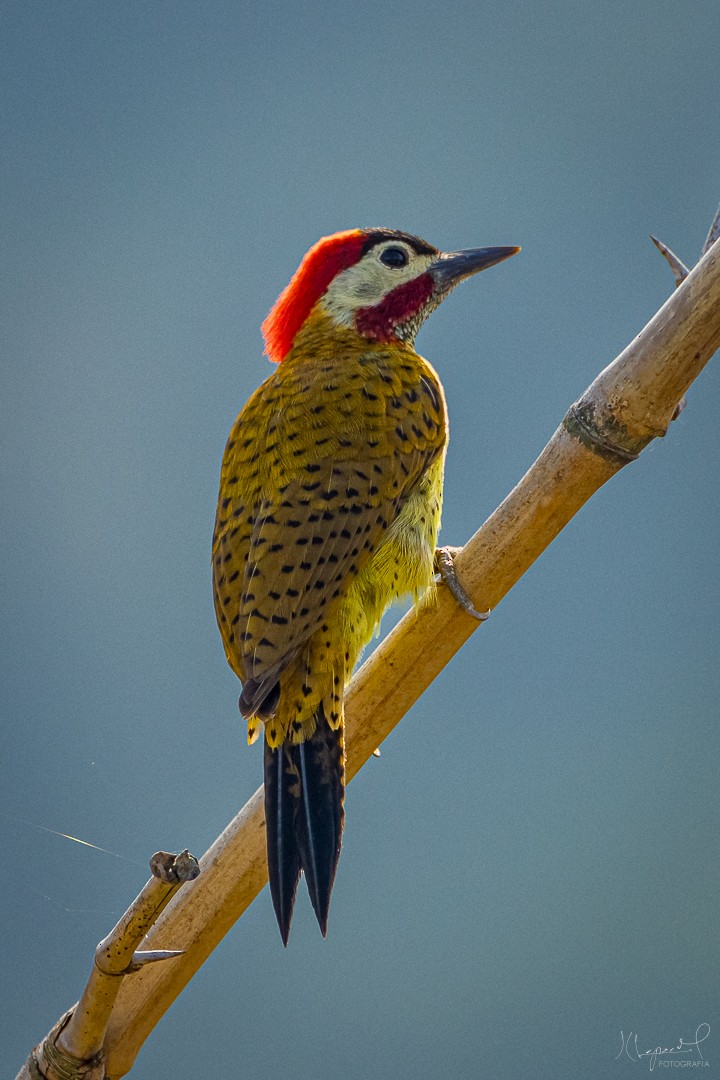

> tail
[263,705,345,945]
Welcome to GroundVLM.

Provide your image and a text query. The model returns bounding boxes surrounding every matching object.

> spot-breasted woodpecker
[213,228,519,944]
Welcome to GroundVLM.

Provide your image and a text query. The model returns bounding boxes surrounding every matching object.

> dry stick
[93,233,720,1078]
[18,852,199,1080]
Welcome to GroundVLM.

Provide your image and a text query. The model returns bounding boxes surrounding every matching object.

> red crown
[261,230,366,363]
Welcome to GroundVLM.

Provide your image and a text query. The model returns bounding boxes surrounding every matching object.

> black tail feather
[263,707,345,944]
[295,713,345,936]
[264,740,301,946]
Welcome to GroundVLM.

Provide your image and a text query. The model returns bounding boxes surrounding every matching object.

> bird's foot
[434,546,489,621]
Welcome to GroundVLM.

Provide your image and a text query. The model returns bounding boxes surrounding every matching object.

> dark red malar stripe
[355,272,434,342]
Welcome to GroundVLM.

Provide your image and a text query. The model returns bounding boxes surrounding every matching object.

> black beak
[429,245,520,286]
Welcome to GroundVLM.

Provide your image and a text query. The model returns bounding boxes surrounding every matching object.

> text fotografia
[616,1025,710,1071]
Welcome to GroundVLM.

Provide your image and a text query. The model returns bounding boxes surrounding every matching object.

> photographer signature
[615,1024,710,1071]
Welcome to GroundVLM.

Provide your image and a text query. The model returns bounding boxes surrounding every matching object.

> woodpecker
[213,228,519,944]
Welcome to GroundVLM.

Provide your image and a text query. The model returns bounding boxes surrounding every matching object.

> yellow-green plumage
[212,308,447,748]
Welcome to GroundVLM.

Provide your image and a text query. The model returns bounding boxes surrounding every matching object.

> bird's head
[261,228,520,363]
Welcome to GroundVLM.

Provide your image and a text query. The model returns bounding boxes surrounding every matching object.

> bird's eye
[379,246,409,268]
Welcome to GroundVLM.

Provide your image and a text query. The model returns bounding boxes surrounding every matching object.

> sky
[2,2,719,1077]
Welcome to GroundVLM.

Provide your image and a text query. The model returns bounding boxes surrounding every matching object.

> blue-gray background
[2,2,718,1077]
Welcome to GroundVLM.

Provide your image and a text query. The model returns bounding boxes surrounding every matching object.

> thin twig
[17,851,199,1080]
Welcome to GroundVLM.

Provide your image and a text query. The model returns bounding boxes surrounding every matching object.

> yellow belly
[340,453,444,655]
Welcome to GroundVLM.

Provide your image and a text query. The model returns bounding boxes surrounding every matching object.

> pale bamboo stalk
[83,233,720,1078]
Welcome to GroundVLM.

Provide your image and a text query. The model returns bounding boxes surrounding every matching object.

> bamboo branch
[15,851,199,1080]
[17,217,720,1080]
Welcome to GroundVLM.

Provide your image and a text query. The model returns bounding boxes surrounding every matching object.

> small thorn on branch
[650,234,690,287]
[150,849,201,884]
[701,205,720,257]
[651,205,720,427]
[128,949,185,972]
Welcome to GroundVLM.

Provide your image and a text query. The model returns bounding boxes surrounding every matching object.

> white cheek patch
[321,251,435,327]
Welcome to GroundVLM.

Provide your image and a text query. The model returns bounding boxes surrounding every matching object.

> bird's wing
[213,355,446,715]
[220,445,435,714]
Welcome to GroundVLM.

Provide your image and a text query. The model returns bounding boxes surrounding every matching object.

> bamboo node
[563,400,641,465]
[36,1011,104,1080]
